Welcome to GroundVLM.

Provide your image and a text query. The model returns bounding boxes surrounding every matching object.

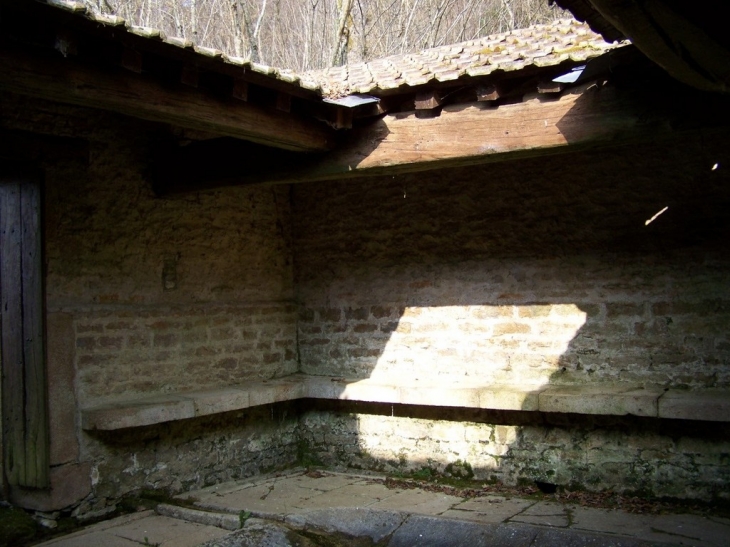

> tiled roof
[303,20,620,97]
[44,0,308,89]
[45,1,620,99]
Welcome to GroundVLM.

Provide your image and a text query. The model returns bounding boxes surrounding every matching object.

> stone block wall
[74,304,297,406]
[1,93,299,512]
[32,97,299,404]
[3,91,730,513]
[82,402,301,518]
[300,402,730,501]
[293,135,730,389]
[292,133,730,499]
[296,258,730,388]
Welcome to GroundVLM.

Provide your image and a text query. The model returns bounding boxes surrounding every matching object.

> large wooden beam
[0,46,334,152]
[156,80,729,193]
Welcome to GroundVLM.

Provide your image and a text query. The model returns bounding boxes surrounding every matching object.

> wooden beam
[589,0,730,93]
[538,80,564,94]
[0,46,334,152]
[276,92,292,113]
[415,90,442,110]
[232,79,249,101]
[157,80,730,193]
[121,48,143,73]
[476,84,500,102]
[335,108,353,129]
[180,65,199,88]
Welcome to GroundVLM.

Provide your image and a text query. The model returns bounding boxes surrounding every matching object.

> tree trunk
[332,0,353,66]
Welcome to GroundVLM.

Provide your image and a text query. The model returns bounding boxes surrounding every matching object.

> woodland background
[81,0,568,70]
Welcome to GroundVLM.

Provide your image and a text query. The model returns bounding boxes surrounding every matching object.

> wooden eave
[4,1,730,195]
[154,47,730,194]
[0,0,339,152]
[554,0,730,93]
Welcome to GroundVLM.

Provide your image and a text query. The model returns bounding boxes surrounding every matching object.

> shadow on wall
[293,131,730,500]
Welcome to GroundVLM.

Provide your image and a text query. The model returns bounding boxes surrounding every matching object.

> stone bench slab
[537,384,665,417]
[81,374,730,430]
[658,389,730,421]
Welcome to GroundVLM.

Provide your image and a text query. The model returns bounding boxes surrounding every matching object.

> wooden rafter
[0,45,335,152]
[155,79,729,193]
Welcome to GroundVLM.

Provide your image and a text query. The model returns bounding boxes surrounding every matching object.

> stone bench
[81,373,730,430]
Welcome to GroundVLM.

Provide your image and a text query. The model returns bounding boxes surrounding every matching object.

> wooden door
[0,171,49,489]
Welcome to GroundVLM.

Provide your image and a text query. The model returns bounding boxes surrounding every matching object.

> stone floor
[37,469,730,546]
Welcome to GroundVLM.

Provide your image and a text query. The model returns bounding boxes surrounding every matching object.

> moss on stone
[298,439,325,468]
[0,506,38,547]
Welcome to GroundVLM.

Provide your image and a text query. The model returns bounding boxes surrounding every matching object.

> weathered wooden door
[0,171,49,489]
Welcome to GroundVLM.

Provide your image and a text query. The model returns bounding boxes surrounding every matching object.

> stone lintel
[249,377,307,406]
[80,374,730,430]
[658,389,730,421]
[189,387,250,416]
[340,380,401,403]
[399,385,481,408]
[538,384,665,417]
[478,386,543,411]
[81,394,196,430]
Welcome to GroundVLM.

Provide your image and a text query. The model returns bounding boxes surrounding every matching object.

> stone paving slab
[296,481,397,509]
[111,514,230,546]
[37,470,730,547]
[570,506,730,546]
[38,512,230,547]
[510,500,572,527]
[372,488,464,515]
[285,507,406,543]
[41,531,142,547]
[443,495,535,523]
[194,483,313,515]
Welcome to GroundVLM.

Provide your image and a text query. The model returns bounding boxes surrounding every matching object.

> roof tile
[47,0,86,12]
[39,1,625,100]
[128,25,163,39]
[193,45,223,58]
[296,18,620,98]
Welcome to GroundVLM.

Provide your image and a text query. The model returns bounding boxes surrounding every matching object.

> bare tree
[89,0,569,71]
[332,0,354,66]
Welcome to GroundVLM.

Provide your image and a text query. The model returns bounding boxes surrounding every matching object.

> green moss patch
[0,506,38,547]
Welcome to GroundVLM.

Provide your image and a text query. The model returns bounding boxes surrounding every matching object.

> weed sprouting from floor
[239,510,252,527]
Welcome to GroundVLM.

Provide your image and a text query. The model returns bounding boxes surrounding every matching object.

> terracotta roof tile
[41,2,623,100]
[128,25,163,39]
[303,19,620,97]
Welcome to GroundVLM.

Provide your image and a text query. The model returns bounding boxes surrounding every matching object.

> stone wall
[73,304,296,407]
[3,91,730,513]
[293,135,730,389]
[1,93,299,512]
[292,133,730,499]
[2,92,299,403]
[37,102,298,404]
[82,402,301,518]
[300,402,730,501]
[295,256,730,387]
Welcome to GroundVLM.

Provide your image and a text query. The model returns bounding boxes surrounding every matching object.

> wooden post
[0,170,49,489]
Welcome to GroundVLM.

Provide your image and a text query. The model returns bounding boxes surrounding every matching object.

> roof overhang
[0,0,338,152]
[3,0,730,195]
[554,0,730,93]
